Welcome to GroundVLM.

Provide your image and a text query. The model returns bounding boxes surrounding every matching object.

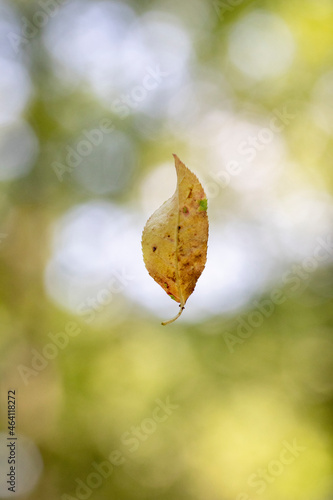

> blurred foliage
[1,0,333,499]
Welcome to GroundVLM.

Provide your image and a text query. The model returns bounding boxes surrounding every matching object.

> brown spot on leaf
[141,154,209,325]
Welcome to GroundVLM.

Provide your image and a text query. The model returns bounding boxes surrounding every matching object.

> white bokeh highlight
[44,163,333,323]
[0,59,32,125]
[0,433,43,497]
[43,1,192,112]
[228,10,296,80]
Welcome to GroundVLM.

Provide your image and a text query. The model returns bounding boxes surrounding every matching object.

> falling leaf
[142,154,209,325]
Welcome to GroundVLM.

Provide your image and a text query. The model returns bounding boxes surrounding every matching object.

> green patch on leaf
[170,295,177,301]
[199,199,208,212]
[183,206,188,213]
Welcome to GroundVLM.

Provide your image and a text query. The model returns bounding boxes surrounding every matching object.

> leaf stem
[161,306,185,326]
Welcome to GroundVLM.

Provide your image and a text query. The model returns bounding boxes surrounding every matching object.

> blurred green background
[1,0,333,498]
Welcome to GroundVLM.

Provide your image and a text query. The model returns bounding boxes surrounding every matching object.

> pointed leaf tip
[141,155,209,325]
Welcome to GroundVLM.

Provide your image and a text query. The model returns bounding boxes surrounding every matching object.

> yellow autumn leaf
[142,154,209,325]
